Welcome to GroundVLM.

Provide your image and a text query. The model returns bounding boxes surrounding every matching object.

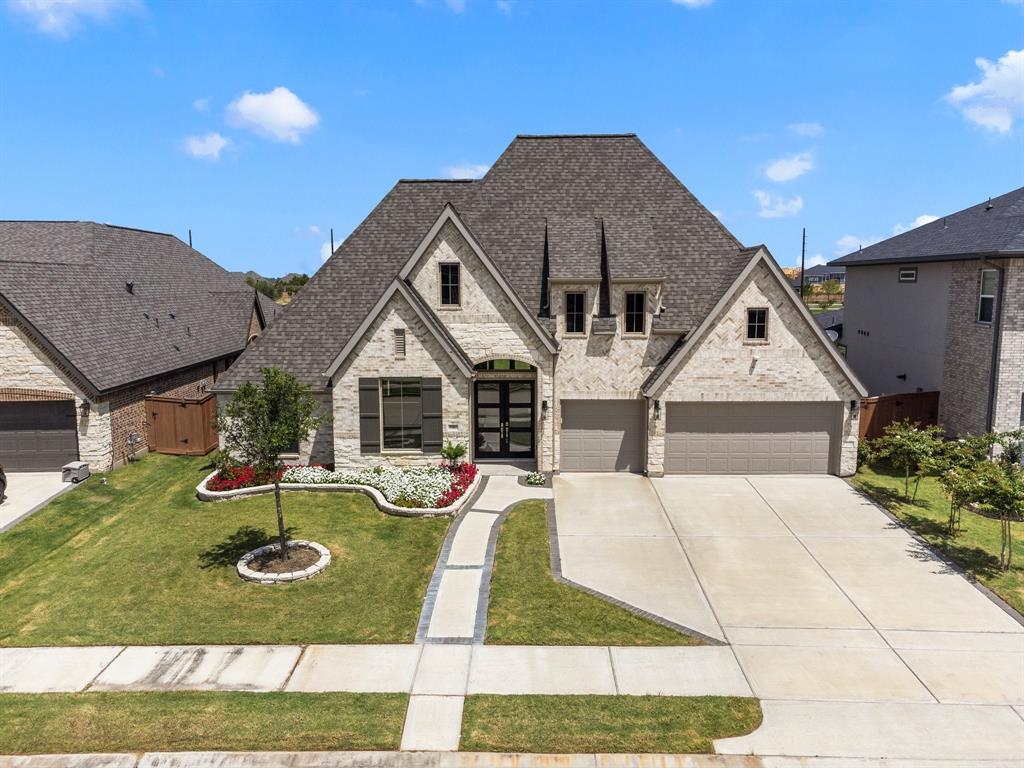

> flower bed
[204,462,479,510]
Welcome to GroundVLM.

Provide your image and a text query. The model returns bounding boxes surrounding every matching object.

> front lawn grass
[485,500,698,645]
[0,692,406,753]
[0,454,449,646]
[461,695,761,753]
[853,463,1024,614]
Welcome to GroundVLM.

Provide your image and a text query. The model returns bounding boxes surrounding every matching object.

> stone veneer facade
[0,305,239,471]
[327,223,861,476]
[940,258,1023,437]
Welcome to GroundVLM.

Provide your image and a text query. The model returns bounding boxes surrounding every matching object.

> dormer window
[564,291,586,335]
[440,263,460,307]
[624,292,646,335]
[746,308,768,340]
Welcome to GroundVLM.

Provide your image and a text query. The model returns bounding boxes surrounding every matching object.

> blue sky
[2,0,1022,276]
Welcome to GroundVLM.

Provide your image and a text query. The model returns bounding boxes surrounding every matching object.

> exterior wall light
[850,399,859,417]
[654,400,661,419]
[541,400,548,417]
[79,400,91,418]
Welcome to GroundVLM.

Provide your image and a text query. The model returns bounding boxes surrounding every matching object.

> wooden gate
[145,394,219,456]
[859,391,940,442]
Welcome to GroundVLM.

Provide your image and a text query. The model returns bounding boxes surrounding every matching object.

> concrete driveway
[553,473,1024,760]
[0,472,73,532]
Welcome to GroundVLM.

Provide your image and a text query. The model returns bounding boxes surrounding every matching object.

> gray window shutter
[421,377,443,453]
[358,378,380,454]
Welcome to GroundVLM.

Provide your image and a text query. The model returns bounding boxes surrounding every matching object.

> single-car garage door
[665,402,837,474]
[560,399,644,472]
[0,401,78,471]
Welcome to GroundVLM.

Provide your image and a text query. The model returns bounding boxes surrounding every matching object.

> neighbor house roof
[219,134,747,390]
[0,221,271,394]
[831,187,1024,266]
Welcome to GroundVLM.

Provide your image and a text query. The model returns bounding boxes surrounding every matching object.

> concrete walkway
[0,472,74,532]
[415,475,552,644]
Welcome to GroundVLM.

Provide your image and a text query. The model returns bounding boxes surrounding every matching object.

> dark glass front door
[474,380,534,459]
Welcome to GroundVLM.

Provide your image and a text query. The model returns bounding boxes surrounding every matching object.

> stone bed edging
[195,469,481,518]
[237,539,331,584]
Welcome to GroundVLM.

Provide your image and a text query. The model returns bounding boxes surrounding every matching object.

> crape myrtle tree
[216,367,322,559]
[871,419,944,501]
[923,435,993,534]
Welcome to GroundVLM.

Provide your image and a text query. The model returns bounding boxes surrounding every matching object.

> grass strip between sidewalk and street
[461,694,762,753]
[0,453,449,646]
[853,463,1024,615]
[0,692,407,753]
[485,500,699,645]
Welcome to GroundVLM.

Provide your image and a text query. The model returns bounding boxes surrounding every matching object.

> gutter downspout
[984,258,1006,434]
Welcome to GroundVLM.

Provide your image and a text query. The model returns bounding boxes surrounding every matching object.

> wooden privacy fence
[146,394,219,456]
[859,391,940,442]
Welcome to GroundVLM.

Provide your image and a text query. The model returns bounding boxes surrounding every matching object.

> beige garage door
[665,402,837,474]
[560,399,644,472]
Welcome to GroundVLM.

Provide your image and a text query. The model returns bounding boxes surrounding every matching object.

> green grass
[853,463,1024,614]
[461,695,762,753]
[485,500,699,645]
[0,453,449,646]
[0,692,406,753]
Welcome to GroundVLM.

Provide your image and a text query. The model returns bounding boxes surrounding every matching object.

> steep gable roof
[218,134,750,390]
[0,221,269,394]
[831,187,1024,266]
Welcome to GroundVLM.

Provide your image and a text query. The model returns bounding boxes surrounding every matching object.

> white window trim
[623,290,648,337]
[379,377,424,454]
[438,262,461,309]
[745,306,769,344]
[978,268,998,324]
[898,268,918,283]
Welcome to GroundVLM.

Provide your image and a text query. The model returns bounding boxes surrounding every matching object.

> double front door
[474,380,534,459]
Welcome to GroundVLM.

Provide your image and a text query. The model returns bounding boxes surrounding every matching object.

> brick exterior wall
[650,260,860,476]
[939,257,1023,438]
[0,305,233,471]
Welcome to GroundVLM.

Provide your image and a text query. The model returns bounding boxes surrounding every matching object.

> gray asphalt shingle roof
[0,221,269,394]
[220,134,750,390]
[831,187,1024,266]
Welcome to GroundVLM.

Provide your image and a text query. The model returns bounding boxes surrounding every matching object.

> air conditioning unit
[62,461,91,483]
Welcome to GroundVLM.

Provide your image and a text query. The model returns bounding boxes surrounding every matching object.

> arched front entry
[472,358,537,462]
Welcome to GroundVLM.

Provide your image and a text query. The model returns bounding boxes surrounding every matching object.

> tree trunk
[274,478,287,560]
[947,498,956,536]
[904,465,911,501]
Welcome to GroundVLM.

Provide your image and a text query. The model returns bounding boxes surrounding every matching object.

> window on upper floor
[439,263,460,307]
[978,268,998,324]
[564,291,586,335]
[746,307,768,340]
[899,268,918,283]
[624,291,646,335]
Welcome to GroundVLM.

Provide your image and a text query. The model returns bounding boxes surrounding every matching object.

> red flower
[437,463,478,508]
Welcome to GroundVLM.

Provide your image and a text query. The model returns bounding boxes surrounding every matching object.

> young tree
[216,367,322,559]
[923,435,993,533]
[820,278,842,306]
[871,419,944,501]
[969,458,1023,570]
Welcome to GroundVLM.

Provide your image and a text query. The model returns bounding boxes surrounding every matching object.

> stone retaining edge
[236,540,331,584]
[195,469,481,518]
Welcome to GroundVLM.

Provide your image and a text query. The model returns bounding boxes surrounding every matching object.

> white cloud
[892,214,939,235]
[496,0,511,13]
[764,151,814,182]
[945,49,1024,134]
[183,132,230,161]
[320,241,333,262]
[835,233,880,255]
[226,86,319,143]
[7,0,138,37]
[192,97,210,112]
[442,163,489,179]
[671,0,713,7]
[445,0,465,10]
[787,121,825,138]
[753,190,803,218]
[805,253,827,267]
[709,209,723,220]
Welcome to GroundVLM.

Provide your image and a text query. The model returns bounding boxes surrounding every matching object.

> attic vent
[125,281,134,294]
[394,328,406,359]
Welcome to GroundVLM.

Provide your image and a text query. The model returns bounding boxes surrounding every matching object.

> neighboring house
[216,134,865,476]
[790,264,846,290]
[832,187,1023,437]
[815,309,844,344]
[0,221,279,471]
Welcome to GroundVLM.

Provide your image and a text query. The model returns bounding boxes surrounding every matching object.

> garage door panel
[0,401,79,471]
[560,400,643,473]
[666,402,836,475]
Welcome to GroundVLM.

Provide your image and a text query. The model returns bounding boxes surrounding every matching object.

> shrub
[525,471,547,486]
[440,441,467,468]
[870,419,944,501]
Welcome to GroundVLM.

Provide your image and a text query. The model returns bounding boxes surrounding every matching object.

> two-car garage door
[0,401,79,471]
[665,402,837,474]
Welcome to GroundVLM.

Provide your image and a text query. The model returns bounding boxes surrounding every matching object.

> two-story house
[216,134,864,476]
[832,187,1023,437]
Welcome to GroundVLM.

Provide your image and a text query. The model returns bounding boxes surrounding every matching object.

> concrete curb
[195,469,482,518]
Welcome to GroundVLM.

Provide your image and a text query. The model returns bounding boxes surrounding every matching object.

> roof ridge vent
[985,197,994,211]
